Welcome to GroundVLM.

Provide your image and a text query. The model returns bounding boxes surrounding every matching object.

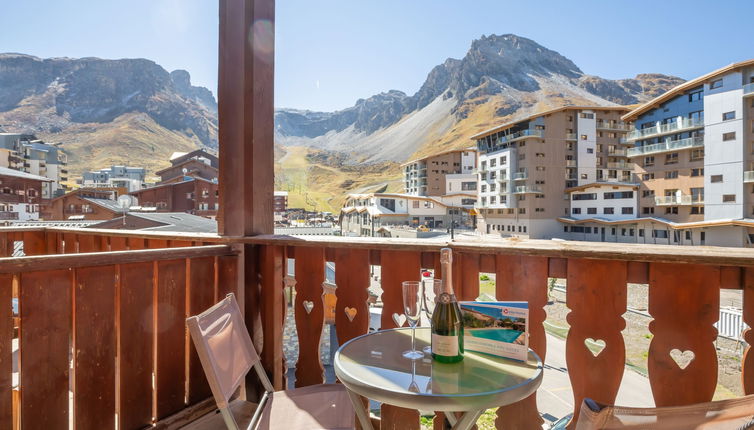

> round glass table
[334,327,543,430]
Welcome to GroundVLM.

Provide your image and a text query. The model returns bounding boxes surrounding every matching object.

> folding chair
[186,293,355,430]
[574,395,754,429]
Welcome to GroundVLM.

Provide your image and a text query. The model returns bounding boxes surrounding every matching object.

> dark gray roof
[83,197,123,213]
[128,212,217,233]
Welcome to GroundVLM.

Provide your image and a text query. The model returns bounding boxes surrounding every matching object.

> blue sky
[1,1,752,112]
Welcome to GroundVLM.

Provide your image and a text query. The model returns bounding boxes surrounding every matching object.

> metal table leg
[443,411,458,426]
[451,409,484,430]
[346,389,374,430]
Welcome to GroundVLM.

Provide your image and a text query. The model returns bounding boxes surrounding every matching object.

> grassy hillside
[275,146,402,213]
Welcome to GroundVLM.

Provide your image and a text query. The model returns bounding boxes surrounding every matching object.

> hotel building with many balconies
[559,59,754,247]
[472,106,632,238]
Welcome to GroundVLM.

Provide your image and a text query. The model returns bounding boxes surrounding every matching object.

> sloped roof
[82,197,123,213]
[622,59,754,121]
[129,212,217,233]
[471,105,630,140]
[0,166,52,182]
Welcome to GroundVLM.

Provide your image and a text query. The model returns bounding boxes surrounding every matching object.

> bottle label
[432,333,459,356]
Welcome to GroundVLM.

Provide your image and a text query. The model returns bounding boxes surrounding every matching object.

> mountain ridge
[274,34,684,165]
[0,53,218,178]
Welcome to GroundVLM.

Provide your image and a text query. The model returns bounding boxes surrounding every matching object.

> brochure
[458,301,528,361]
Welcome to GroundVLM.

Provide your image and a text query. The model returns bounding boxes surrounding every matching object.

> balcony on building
[606,161,633,169]
[512,171,528,181]
[745,171,754,183]
[608,148,628,156]
[627,136,704,157]
[498,129,544,144]
[744,82,754,97]
[622,117,705,143]
[565,133,577,141]
[596,120,630,131]
[654,194,704,206]
[565,159,577,167]
[513,184,542,194]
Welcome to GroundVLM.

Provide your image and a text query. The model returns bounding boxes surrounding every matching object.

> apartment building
[339,192,475,237]
[403,149,477,196]
[559,59,754,247]
[45,188,122,221]
[81,165,147,192]
[472,106,632,238]
[130,177,219,218]
[0,134,68,198]
[0,167,51,222]
[158,149,219,183]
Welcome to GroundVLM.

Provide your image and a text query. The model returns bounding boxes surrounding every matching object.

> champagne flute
[401,281,423,360]
[422,279,442,354]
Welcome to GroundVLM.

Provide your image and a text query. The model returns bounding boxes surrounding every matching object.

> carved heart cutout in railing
[344,307,357,322]
[670,349,695,369]
[585,338,606,357]
[302,300,314,314]
[392,313,406,327]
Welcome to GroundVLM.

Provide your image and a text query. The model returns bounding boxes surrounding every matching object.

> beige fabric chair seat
[186,293,355,430]
[575,395,754,429]
[257,384,353,429]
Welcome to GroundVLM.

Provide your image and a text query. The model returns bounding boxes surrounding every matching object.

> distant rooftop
[0,166,52,182]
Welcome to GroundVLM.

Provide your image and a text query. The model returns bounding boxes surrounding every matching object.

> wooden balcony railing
[246,234,754,429]
[0,227,236,430]
[3,227,754,428]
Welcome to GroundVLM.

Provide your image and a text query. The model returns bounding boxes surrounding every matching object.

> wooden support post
[218,0,275,399]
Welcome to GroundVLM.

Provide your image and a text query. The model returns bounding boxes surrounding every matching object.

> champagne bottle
[431,247,464,363]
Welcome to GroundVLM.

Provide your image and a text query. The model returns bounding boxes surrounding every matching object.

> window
[710,79,723,89]
[572,208,582,214]
[581,135,588,140]
[586,148,594,154]
[461,182,476,191]
[688,90,703,102]
[500,156,507,164]
[380,199,395,212]
[665,171,678,179]
[685,231,691,240]
[412,201,419,208]
[604,191,633,199]
[665,207,679,214]
[603,207,614,214]
[481,185,487,192]
[653,230,669,239]
[536,166,546,171]
[518,208,526,214]
[579,113,594,119]
[644,156,655,167]
[535,207,545,213]
[580,174,588,179]
[536,152,545,158]
[587,208,597,214]
[642,207,655,215]
[642,173,655,180]
[423,201,434,208]
[691,206,704,214]
[665,153,678,165]
[711,175,723,183]
[490,159,497,167]
[490,196,496,204]
[690,150,704,161]
[723,132,736,141]
[642,190,655,198]
[572,193,597,200]
[622,207,633,214]
[723,194,736,203]
[723,111,736,121]
[639,229,645,237]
